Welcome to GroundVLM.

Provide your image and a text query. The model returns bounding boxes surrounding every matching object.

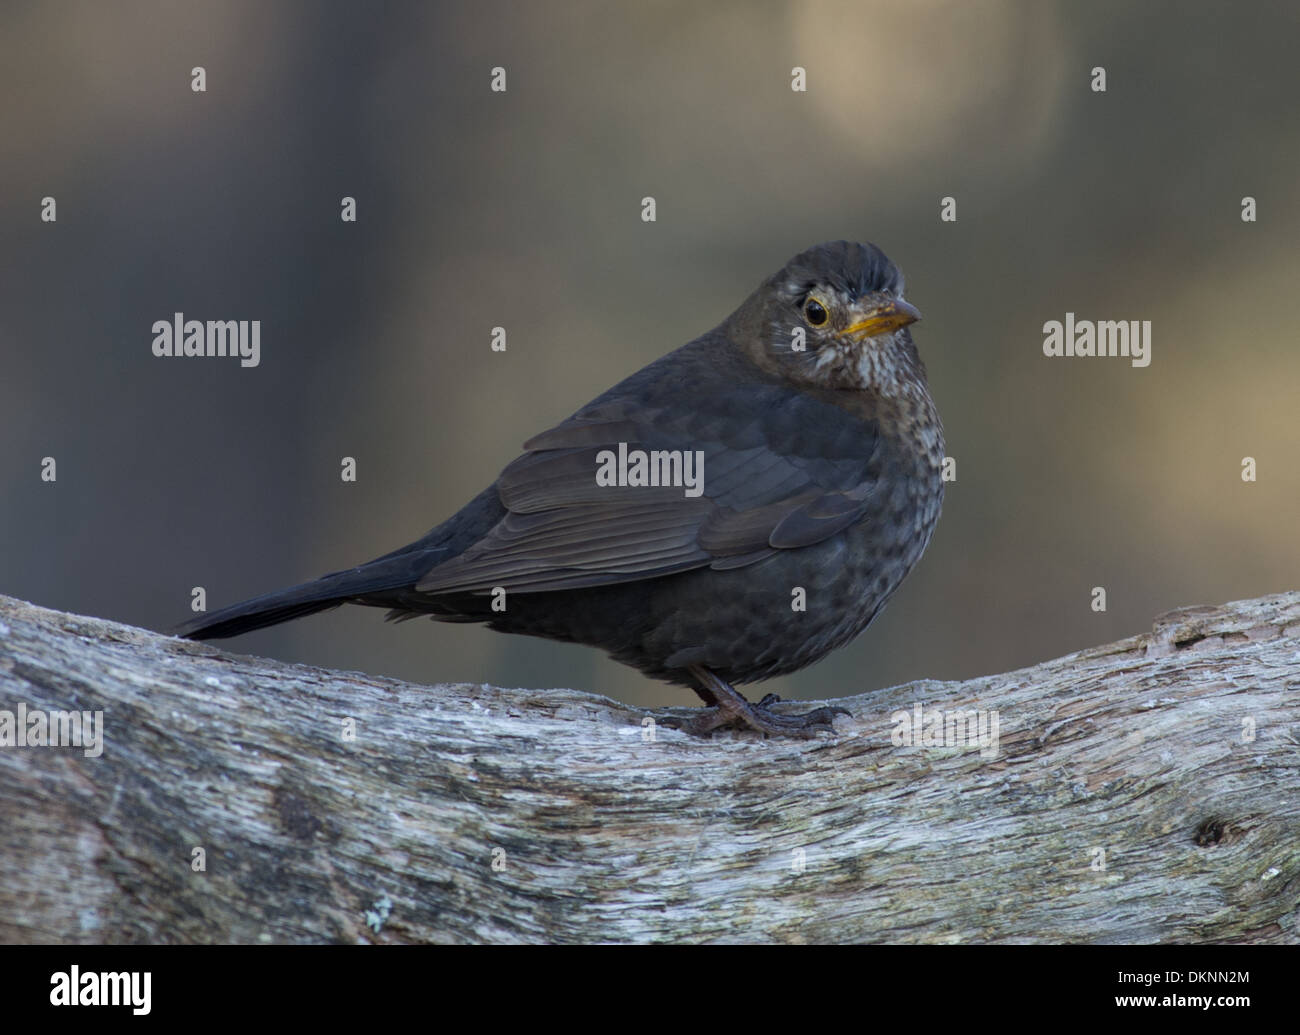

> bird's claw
[664,698,848,739]
[668,665,849,738]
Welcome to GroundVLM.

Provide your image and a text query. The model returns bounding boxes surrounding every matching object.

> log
[0,590,1297,944]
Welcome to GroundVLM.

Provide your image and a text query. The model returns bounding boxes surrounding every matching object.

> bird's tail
[174,547,447,640]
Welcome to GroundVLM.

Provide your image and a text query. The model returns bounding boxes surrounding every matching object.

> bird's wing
[414,386,882,594]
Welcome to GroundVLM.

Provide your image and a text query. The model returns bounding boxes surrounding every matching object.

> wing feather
[415,376,882,595]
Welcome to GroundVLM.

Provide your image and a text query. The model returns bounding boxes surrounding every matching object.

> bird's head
[731,240,928,396]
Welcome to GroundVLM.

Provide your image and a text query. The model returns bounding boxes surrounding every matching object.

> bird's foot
[663,668,849,739]
[668,700,848,739]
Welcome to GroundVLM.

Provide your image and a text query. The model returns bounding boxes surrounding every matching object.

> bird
[178,241,945,738]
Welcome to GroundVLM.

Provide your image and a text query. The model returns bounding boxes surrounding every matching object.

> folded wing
[415,387,882,595]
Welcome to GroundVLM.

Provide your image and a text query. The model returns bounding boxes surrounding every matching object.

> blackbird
[178,241,945,738]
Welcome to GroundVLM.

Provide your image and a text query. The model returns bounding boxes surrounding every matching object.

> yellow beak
[841,297,922,340]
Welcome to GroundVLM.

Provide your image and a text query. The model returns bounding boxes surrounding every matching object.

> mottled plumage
[179,241,944,737]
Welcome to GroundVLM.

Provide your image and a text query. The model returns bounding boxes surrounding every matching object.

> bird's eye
[804,296,829,327]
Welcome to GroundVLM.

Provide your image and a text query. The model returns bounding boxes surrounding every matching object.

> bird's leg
[663,665,848,739]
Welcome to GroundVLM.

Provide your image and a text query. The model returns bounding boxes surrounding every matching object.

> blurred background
[2,0,1297,709]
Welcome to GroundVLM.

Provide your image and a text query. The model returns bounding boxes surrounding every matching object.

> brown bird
[178,241,945,738]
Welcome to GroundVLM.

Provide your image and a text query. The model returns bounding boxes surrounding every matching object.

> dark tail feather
[175,591,344,639]
[174,547,447,640]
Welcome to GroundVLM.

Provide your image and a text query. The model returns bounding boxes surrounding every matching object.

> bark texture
[0,591,1297,944]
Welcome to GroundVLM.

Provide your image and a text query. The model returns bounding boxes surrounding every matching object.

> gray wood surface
[1,591,1297,943]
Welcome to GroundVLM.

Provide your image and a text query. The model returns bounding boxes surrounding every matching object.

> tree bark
[0,591,1297,944]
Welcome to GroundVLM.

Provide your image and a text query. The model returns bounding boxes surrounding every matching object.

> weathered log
[0,591,1297,944]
